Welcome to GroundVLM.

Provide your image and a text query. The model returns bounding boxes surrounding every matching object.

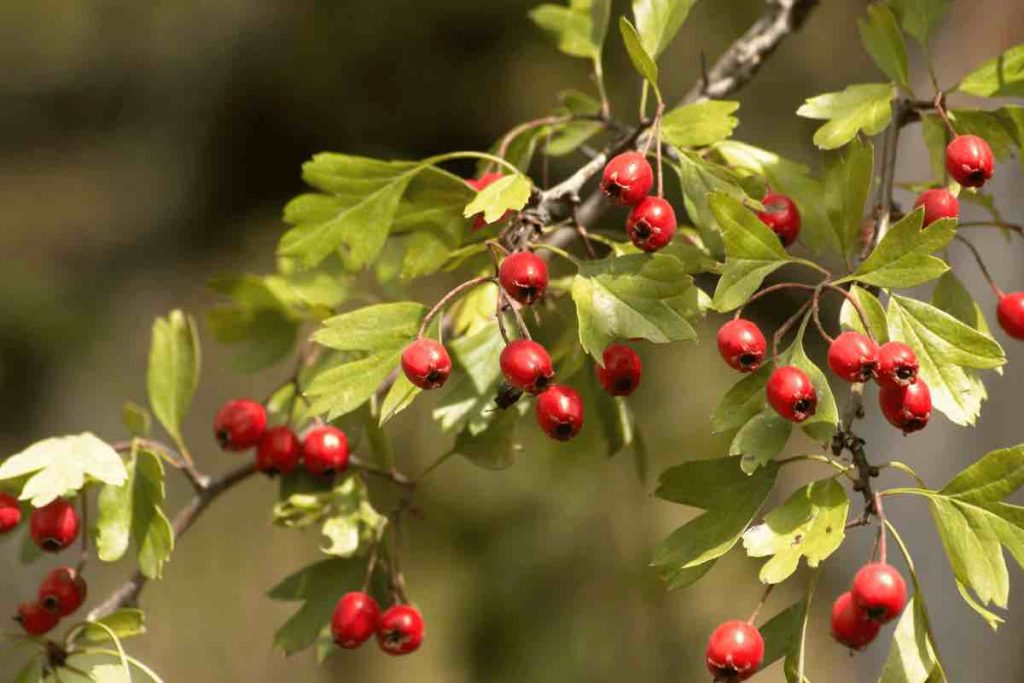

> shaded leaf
[859,3,910,88]
[711,365,772,433]
[619,17,659,92]
[450,408,519,470]
[268,558,362,656]
[889,0,950,46]
[730,412,793,474]
[823,136,874,259]
[958,44,1024,98]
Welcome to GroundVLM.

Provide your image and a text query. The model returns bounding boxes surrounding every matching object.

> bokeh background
[1,1,1023,680]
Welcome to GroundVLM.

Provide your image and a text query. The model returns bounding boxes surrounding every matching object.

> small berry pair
[30,499,80,553]
[256,425,350,478]
[705,620,764,681]
[832,563,907,650]
[15,567,88,635]
[873,342,932,434]
[499,338,584,441]
[331,592,424,656]
[600,152,676,252]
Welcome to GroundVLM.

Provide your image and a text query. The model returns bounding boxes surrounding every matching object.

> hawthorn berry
[302,426,350,478]
[535,385,584,441]
[214,399,267,451]
[827,332,878,383]
[14,601,60,636]
[0,492,21,534]
[467,172,511,229]
[600,151,653,206]
[595,344,642,396]
[831,591,880,650]
[331,591,380,649]
[401,338,452,390]
[500,340,554,394]
[879,379,932,434]
[945,134,995,188]
[498,251,549,306]
[377,604,425,656]
[766,366,817,423]
[30,499,79,553]
[38,567,87,617]
[625,196,676,252]
[914,188,959,227]
[996,292,1024,340]
[876,341,918,387]
[717,319,767,373]
[256,426,301,476]
[756,192,801,247]
[852,563,907,623]
[704,620,765,682]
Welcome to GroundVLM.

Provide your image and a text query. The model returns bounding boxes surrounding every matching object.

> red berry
[30,499,79,553]
[600,151,654,206]
[946,135,994,188]
[852,563,907,623]
[401,339,452,390]
[38,567,87,617]
[717,319,767,373]
[213,399,267,451]
[756,193,801,247]
[331,591,380,649]
[15,602,60,636]
[766,366,817,423]
[876,341,918,387]
[626,197,676,252]
[467,172,513,229]
[500,340,554,394]
[827,332,878,383]
[498,251,549,306]
[377,604,425,656]
[0,492,22,534]
[997,292,1024,340]
[535,385,584,441]
[914,188,959,227]
[596,344,643,396]
[879,380,932,434]
[255,426,301,476]
[302,426,350,478]
[831,591,880,650]
[704,620,765,681]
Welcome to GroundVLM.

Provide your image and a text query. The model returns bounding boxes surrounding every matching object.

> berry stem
[77,493,89,573]
[361,523,386,593]
[498,288,532,341]
[810,285,835,344]
[771,301,812,363]
[417,276,496,339]
[496,116,570,163]
[932,91,958,138]
[654,102,666,198]
[735,282,816,319]
[953,234,1004,297]
[747,583,774,625]
[958,220,1024,237]
[823,284,875,341]
[874,492,888,565]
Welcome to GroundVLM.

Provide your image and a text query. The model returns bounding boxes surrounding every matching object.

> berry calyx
[997,292,1024,340]
[831,591,880,650]
[401,339,452,390]
[14,601,60,636]
[945,134,995,188]
[498,251,549,306]
[30,499,80,553]
[600,151,654,206]
[756,193,801,247]
[302,426,350,478]
[214,399,267,451]
[38,567,87,617]
[255,426,301,476]
[535,385,584,441]
[625,197,676,252]
[827,332,878,383]
[879,379,932,434]
[852,563,907,623]
[704,620,765,682]
[0,492,22,534]
[595,344,643,396]
[914,188,959,227]
[377,604,425,656]
[876,341,918,387]
[500,340,555,394]
[467,173,512,229]
[331,591,380,649]
[717,319,767,373]
[766,366,817,423]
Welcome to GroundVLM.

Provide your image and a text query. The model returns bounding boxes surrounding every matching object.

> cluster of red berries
[600,152,677,252]
[331,592,424,656]
[14,567,88,635]
[831,563,907,650]
[213,399,350,477]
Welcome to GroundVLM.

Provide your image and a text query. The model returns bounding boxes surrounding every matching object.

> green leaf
[76,609,147,644]
[661,100,738,148]
[121,402,152,439]
[89,665,132,683]
[268,558,362,656]
[845,210,955,288]
[675,152,752,256]
[879,597,939,683]
[932,271,995,339]
[711,365,771,433]
[632,0,697,58]
[529,0,609,60]
[12,657,41,683]
[840,284,889,343]
[619,17,659,93]
[207,307,297,373]
[797,83,895,150]
[378,373,421,426]
[742,478,849,584]
[95,447,174,579]
[730,412,793,474]
[858,3,910,88]
[920,114,950,181]
[889,0,950,46]
[780,316,839,444]
[462,174,531,224]
[450,408,519,470]
[760,601,807,670]
[0,433,127,507]
[313,302,424,352]
[949,109,1019,160]
[146,310,200,448]
[823,137,875,259]
[940,445,1024,505]
[959,45,1024,98]
[571,253,698,360]
[305,351,402,420]
[450,324,504,395]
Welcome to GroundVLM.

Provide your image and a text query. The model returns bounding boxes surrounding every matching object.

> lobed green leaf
[797,83,895,150]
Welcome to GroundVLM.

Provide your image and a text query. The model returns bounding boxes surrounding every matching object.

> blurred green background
[1,1,1023,680]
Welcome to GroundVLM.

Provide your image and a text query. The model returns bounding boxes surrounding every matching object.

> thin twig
[954,233,1004,297]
